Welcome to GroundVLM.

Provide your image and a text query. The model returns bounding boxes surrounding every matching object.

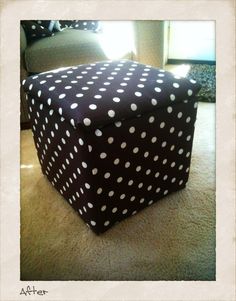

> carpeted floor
[20,102,215,281]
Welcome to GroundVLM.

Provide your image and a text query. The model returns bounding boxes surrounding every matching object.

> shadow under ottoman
[22,60,201,234]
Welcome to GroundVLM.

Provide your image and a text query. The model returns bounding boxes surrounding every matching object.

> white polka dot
[138,183,143,188]
[186,135,192,141]
[194,102,198,109]
[179,180,184,185]
[151,137,157,143]
[162,141,167,147]
[108,191,114,197]
[187,89,193,96]
[160,122,165,128]
[179,165,184,170]
[66,130,70,137]
[178,148,184,155]
[146,169,151,175]
[135,91,142,97]
[149,116,155,123]
[137,84,145,88]
[144,151,149,158]
[122,209,128,214]
[78,138,84,145]
[120,83,127,86]
[167,106,173,113]
[94,94,102,99]
[70,119,75,127]
[171,178,176,183]
[117,89,124,93]
[178,131,183,137]
[100,152,107,159]
[129,126,135,133]
[95,129,102,137]
[163,159,167,165]
[186,116,191,123]
[90,220,96,226]
[104,172,110,179]
[97,188,102,194]
[70,103,78,109]
[58,108,63,115]
[117,177,123,183]
[82,87,89,90]
[151,98,157,106]
[112,97,120,103]
[115,121,122,127]
[108,137,114,144]
[104,221,110,226]
[170,145,175,151]
[120,194,126,200]
[177,112,183,118]
[125,162,130,168]
[128,180,134,186]
[37,90,41,97]
[82,161,87,168]
[59,93,66,99]
[83,118,91,126]
[121,142,126,149]
[170,127,175,133]
[87,202,93,208]
[155,87,161,92]
[114,158,120,165]
[171,162,176,167]
[141,132,146,138]
[112,207,117,213]
[89,104,97,110]
[130,196,135,202]
[133,147,139,154]
[101,205,106,211]
[131,103,137,111]
[186,152,191,157]
[99,88,106,91]
[108,110,115,118]
[76,93,84,98]
[147,185,152,191]
[156,79,163,83]
[154,155,159,161]
[173,83,180,88]
[92,168,98,175]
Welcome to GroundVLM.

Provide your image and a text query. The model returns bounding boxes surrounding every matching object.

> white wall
[168,21,215,61]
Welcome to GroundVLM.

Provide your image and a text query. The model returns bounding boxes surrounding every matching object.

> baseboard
[167,59,216,65]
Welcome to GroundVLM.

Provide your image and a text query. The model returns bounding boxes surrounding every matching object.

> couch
[20,20,166,126]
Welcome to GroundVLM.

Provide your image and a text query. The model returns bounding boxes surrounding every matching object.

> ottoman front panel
[23,60,201,234]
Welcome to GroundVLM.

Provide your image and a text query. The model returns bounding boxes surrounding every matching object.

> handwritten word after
[20,286,48,296]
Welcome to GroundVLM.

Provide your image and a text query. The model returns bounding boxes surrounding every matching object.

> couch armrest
[20,25,27,56]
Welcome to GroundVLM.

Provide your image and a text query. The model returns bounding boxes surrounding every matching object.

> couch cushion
[24,29,108,73]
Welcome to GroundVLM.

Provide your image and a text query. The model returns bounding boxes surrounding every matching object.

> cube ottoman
[22,60,201,234]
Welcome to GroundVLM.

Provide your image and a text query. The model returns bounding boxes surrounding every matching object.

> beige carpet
[20,102,215,281]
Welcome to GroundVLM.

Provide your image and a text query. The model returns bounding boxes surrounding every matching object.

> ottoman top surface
[22,60,201,130]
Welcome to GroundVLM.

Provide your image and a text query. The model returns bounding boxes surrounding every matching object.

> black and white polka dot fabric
[21,21,54,42]
[22,60,201,234]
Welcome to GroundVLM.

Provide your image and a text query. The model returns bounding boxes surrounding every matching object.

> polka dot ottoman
[22,60,201,234]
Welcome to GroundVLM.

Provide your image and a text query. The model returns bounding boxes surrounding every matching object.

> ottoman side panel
[26,95,98,228]
[82,98,198,233]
